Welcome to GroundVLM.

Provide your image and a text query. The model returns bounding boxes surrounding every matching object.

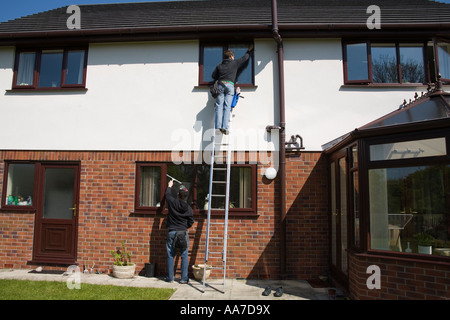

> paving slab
[0,269,329,300]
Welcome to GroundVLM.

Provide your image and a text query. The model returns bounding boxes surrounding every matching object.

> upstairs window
[13,47,88,89]
[343,41,442,85]
[199,42,254,86]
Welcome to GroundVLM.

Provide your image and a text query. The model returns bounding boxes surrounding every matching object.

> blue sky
[1,0,450,22]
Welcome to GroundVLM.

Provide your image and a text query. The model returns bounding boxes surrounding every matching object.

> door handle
[69,204,77,217]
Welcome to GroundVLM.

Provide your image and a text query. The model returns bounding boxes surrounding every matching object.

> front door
[33,164,79,264]
[330,154,348,285]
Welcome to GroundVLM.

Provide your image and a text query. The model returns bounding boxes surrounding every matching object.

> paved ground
[0,268,333,300]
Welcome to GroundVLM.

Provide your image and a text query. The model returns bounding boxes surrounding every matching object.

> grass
[0,279,175,300]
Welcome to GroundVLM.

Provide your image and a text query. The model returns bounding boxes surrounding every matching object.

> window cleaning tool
[166,174,182,184]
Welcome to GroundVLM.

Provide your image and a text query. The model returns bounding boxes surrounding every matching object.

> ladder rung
[210,221,225,225]
[207,266,225,270]
[208,251,223,255]
[210,208,225,211]
[212,180,226,184]
[213,167,227,171]
[211,194,225,198]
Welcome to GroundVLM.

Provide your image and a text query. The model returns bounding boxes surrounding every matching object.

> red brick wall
[349,252,450,300]
[0,150,328,281]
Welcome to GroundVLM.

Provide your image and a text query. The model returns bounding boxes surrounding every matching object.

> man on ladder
[203,44,253,293]
[211,44,254,134]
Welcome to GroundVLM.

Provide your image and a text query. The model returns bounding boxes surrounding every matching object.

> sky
[1,0,450,22]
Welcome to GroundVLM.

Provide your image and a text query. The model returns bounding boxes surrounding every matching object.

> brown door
[33,164,79,264]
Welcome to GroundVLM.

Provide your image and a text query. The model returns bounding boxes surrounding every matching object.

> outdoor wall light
[264,167,277,180]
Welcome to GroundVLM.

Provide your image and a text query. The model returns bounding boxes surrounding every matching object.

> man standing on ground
[212,44,254,134]
[165,180,194,283]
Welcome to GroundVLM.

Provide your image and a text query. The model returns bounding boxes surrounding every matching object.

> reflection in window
[400,44,425,83]
[372,44,398,83]
[370,138,447,161]
[369,165,450,256]
[197,166,253,210]
[346,43,369,81]
[202,46,222,84]
[5,163,35,206]
[39,50,64,87]
[167,164,194,206]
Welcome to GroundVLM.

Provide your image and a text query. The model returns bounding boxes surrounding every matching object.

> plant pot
[192,264,211,281]
[418,245,432,255]
[145,263,155,277]
[112,264,136,279]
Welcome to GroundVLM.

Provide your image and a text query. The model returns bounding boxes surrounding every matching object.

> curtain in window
[239,167,252,208]
[140,167,161,207]
[16,52,35,86]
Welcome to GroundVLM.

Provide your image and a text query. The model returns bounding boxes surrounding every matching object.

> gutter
[271,0,287,279]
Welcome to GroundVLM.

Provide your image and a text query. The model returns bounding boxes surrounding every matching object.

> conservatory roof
[322,80,450,151]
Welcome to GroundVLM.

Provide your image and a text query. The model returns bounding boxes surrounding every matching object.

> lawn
[0,279,175,300]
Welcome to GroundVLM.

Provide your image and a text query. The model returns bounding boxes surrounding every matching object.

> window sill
[6,88,88,94]
[353,249,450,266]
[194,85,258,90]
[341,84,430,89]
[131,209,259,218]
[0,207,36,213]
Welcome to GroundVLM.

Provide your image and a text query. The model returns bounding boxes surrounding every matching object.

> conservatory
[324,81,450,299]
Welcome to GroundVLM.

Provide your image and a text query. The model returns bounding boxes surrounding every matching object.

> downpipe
[271,0,287,279]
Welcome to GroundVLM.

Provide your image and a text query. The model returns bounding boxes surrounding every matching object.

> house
[0,0,449,300]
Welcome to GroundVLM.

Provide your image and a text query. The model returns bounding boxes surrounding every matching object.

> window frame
[361,128,450,261]
[12,46,88,90]
[199,41,255,87]
[343,40,433,86]
[1,161,39,212]
[134,162,257,216]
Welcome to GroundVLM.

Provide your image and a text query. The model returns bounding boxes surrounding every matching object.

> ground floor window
[368,151,450,257]
[135,163,256,215]
[2,162,36,209]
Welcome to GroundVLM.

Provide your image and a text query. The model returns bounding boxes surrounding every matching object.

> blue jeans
[166,230,189,282]
[214,82,234,130]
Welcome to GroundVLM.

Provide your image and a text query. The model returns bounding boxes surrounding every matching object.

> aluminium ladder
[202,113,233,293]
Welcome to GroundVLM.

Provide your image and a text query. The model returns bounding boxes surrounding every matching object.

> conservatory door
[330,155,349,285]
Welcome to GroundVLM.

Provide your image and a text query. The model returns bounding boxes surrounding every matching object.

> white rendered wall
[0,41,277,153]
[283,39,430,151]
[0,39,434,152]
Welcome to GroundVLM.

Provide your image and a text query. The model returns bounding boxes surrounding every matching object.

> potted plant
[110,240,136,278]
[414,233,435,255]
